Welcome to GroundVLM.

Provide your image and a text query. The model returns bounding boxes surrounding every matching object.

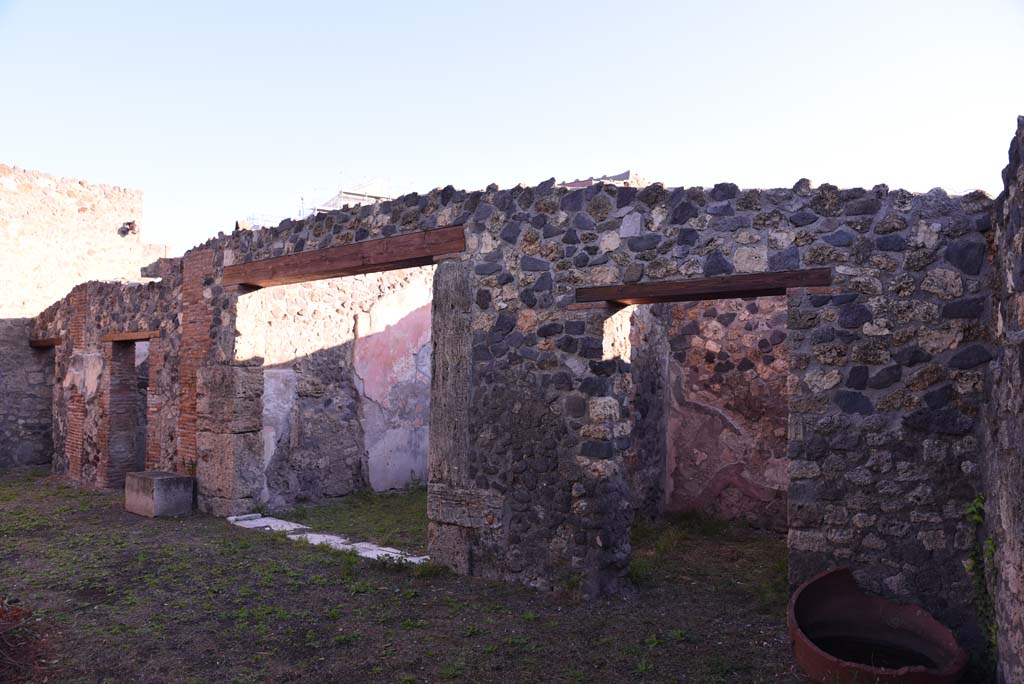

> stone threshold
[226,513,429,564]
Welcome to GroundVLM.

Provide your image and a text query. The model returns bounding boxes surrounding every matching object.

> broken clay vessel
[788,567,968,684]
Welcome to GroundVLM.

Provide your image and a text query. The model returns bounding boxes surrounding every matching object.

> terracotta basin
[788,568,968,684]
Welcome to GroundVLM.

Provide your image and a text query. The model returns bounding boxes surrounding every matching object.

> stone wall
[0,164,165,467]
[0,320,54,466]
[231,266,433,509]
[25,144,1014,659]
[986,117,1024,682]
[159,177,995,640]
[627,304,669,519]
[661,297,789,530]
[32,273,183,486]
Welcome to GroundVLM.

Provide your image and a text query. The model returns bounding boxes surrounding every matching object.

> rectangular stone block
[125,471,194,517]
[427,483,504,528]
[196,365,263,433]
[195,430,263,499]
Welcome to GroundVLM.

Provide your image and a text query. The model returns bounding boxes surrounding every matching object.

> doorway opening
[579,269,826,530]
[233,265,435,511]
[104,340,149,487]
[656,296,789,530]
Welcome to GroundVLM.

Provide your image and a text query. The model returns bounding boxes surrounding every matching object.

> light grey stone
[125,471,194,517]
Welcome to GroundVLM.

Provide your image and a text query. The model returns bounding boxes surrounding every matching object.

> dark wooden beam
[222,226,466,288]
[102,330,161,343]
[29,337,61,348]
[575,268,832,306]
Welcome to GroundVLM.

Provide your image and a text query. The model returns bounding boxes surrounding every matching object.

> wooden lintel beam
[575,268,832,306]
[566,301,626,312]
[222,226,466,288]
[29,337,61,348]
[102,330,161,343]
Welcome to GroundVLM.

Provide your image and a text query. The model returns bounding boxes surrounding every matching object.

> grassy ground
[282,488,429,553]
[0,468,805,683]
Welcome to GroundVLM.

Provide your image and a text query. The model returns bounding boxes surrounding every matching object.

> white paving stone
[228,516,309,532]
[226,513,262,522]
[287,532,429,564]
[226,516,429,564]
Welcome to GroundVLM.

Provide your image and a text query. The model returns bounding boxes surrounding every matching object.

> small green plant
[560,572,583,594]
[333,632,360,646]
[400,618,426,630]
[345,579,372,594]
[443,597,466,612]
[522,610,538,622]
[412,562,448,578]
[336,548,360,578]
[964,494,998,681]
[626,557,656,587]
[697,654,729,683]
[439,658,465,679]
[753,556,788,613]
[985,536,997,563]
[505,635,536,653]
[965,495,986,526]
[304,628,320,649]
[667,628,693,643]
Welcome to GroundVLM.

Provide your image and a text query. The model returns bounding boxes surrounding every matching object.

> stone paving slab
[225,515,429,564]
[288,533,429,564]
[226,515,309,532]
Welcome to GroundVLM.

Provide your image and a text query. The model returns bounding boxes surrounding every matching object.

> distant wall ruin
[33,278,181,483]
[0,165,164,467]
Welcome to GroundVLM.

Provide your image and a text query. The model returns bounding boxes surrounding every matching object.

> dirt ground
[0,468,806,684]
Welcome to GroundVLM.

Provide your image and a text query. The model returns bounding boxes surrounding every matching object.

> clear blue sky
[1,1,1021,255]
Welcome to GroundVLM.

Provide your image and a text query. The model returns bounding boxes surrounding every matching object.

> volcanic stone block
[125,471,194,517]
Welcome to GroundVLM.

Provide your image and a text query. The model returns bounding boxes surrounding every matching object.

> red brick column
[65,287,87,480]
[65,390,85,480]
[96,343,111,485]
[144,337,164,470]
[177,249,215,475]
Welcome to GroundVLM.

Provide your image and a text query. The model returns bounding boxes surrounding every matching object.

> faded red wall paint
[663,296,789,530]
[354,303,431,407]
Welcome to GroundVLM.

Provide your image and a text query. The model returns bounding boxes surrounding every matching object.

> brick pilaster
[65,390,85,480]
[64,286,87,479]
[176,249,215,474]
[144,337,164,470]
